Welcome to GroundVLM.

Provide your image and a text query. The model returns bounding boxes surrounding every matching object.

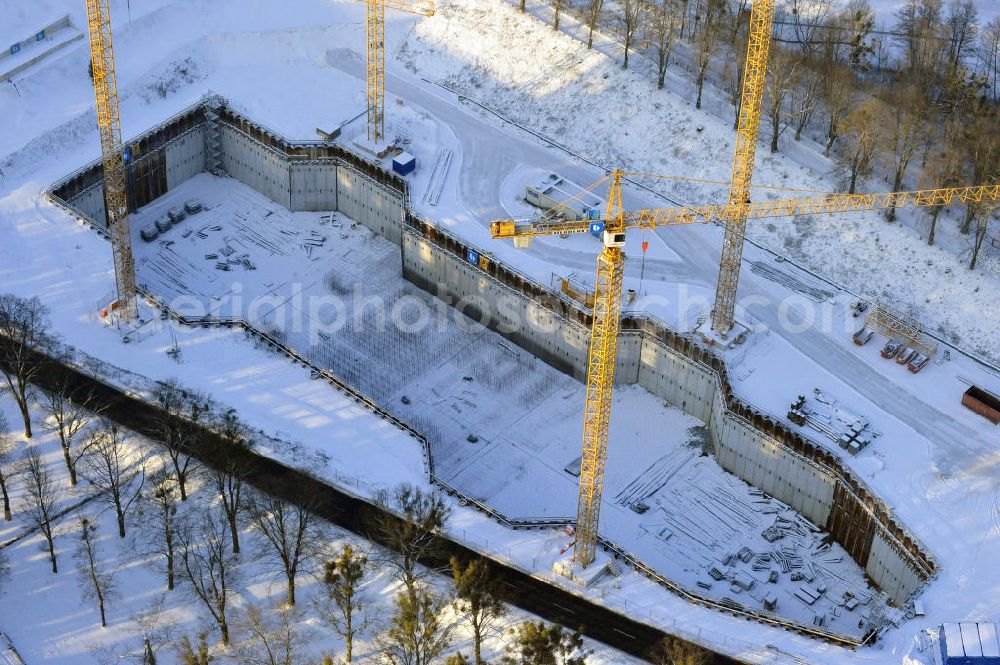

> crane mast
[712,0,776,335]
[493,174,1000,569]
[362,0,433,144]
[85,0,138,321]
[575,171,626,567]
[367,0,387,143]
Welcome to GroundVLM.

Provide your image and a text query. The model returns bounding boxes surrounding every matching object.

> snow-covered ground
[2,0,1000,663]
[129,174,878,636]
[0,394,641,665]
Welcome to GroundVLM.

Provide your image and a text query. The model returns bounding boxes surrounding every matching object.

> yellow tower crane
[85,0,138,321]
[492,176,1000,568]
[363,0,435,144]
[713,0,775,336]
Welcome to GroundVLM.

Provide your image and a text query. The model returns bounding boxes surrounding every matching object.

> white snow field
[0,395,641,665]
[1,0,999,663]
[129,174,877,637]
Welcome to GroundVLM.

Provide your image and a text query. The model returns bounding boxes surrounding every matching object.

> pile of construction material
[141,199,201,242]
[787,389,877,455]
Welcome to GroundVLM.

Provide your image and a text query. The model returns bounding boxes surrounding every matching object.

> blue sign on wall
[589,221,605,238]
[123,147,132,163]
[467,249,479,265]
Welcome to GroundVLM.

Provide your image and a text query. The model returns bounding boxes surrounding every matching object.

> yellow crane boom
[493,175,1000,568]
[363,0,434,144]
[85,0,138,321]
[491,182,1000,240]
[713,0,776,336]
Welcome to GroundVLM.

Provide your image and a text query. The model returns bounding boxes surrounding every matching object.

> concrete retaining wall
[165,127,207,190]
[290,163,338,211]
[221,124,290,208]
[396,216,934,609]
[47,99,932,612]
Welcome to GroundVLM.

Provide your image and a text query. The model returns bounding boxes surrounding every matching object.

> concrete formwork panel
[635,338,717,424]
[68,184,107,226]
[290,162,338,211]
[165,127,206,190]
[401,232,590,380]
[867,530,924,605]
[615,332,644,385]
[714,415,835,528]
[337,165,404,245]
[221,125,290,209]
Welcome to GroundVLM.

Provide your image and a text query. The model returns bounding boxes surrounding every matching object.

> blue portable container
[393,152,416,175]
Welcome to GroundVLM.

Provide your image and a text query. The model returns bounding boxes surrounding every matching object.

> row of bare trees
[1,291,701,663]
[520,0,1000,268]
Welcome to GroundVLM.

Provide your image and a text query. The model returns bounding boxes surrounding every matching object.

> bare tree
[919,126,964,245]
[212,409,254,555]
[140,469,180,591]
[81,421,145,538]
[958,109,1000,234]
[238,603,303,665]
[451,557,506,665]
[765,47,800,152]
[153,380,205,501]
[40,378,102,486]
[375,588,454,665]
[820,63,854,155]
[179,510,237,646]
[895,0,946,91]
[722,27,748,129]
[249,492,321,607]
[372,484,451,601]
[0,294,52,439]
[76,515,114,627]
[978,18,1000,102]
[320,544,371,663]
[621,0,645,69]
[837,96,882,193]
[943,0,979,81]
[650,0,680,89]
[132,597,175,665]
[969,209,996,270]
[0,413,13,520]
[879,84,927,220]
[692,0,724,109]
[22,447,62,573]
[585,0,604,48]
[790,58,822,141]
[553,0,563,31]
[787,0,834,56]
[841,0,876,70]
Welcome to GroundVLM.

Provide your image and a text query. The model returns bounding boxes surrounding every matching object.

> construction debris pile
[695,488,877,630]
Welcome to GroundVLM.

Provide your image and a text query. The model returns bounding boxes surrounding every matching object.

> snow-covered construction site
[3,0,1000,663]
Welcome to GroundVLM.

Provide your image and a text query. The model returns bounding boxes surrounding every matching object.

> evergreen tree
[321,544,370,663]
[376,587,454,665]
[451,557,505,665]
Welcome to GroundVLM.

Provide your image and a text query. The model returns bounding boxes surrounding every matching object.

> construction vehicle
[84,0,138,321]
